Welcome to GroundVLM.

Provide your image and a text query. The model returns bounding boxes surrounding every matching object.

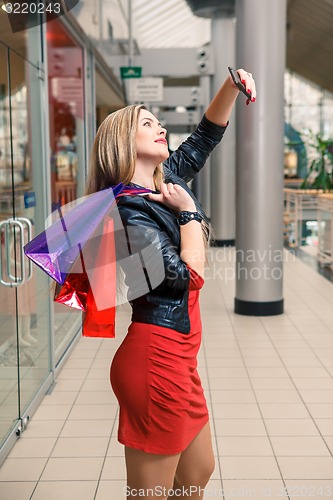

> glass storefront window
[46,18,86,363]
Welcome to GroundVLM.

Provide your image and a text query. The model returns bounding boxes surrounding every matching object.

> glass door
[0,42,20,448]
[0,35,52,455]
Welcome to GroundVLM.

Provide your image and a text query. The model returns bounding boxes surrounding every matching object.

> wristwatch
[178,210,203,225]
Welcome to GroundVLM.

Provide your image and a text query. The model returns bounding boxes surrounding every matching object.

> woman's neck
[131,168,156,190]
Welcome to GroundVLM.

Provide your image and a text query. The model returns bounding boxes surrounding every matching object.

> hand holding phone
[228,66,252,99]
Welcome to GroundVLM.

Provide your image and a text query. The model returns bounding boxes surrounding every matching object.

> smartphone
[228,66,252,98]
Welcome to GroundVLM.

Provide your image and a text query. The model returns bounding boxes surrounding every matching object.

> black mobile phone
[228,66,252,98]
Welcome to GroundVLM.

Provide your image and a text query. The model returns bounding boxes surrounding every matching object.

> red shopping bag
[55,217,116,338]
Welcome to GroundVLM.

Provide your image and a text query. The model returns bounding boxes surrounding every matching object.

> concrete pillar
[210,16,236,246]
[234,0,286,315]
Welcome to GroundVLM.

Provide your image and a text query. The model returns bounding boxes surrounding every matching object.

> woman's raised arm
[205,68,256,126]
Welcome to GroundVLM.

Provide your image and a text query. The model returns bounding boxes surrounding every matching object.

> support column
[210,16,236,246]
[234,0,286,315]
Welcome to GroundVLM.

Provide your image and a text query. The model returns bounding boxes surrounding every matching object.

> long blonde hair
[85,104,211,245]
[85,104,163,195]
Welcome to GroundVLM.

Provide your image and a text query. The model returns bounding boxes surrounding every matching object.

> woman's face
[136,110,169,164]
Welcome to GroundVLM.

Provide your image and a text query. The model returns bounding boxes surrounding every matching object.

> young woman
[86,69,256,499]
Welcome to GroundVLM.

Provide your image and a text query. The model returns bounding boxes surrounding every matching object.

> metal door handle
[17,217,33,282]
[0,220,13,287]
[0,218,26,287]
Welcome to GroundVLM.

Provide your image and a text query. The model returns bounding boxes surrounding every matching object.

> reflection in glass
[46,19,86,363]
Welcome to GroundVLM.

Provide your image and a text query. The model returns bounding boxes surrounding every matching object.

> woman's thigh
[174,421,215,493]
[125,446,180,499]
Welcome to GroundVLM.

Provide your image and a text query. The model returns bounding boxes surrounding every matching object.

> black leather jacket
[116,114,227,333]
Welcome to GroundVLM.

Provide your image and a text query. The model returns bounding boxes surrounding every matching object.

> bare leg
[125,446,180,500]
[169,421,215,499]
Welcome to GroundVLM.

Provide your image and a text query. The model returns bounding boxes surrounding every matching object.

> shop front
[0,6,125,464]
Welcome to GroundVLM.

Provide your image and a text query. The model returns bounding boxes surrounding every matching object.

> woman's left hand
[232,69,257,105]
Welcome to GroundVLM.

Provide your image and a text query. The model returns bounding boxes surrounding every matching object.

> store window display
[47,18,85,211]
[46,18,86,362]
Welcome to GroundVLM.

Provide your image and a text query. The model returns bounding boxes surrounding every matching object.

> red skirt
[110,290,208,455]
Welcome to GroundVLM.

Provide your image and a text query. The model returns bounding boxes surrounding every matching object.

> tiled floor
[0,248,333,500]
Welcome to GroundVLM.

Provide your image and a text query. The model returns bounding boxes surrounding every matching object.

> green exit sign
[120,66,142,79]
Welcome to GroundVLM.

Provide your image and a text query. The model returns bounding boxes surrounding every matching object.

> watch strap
[178,211,203,225]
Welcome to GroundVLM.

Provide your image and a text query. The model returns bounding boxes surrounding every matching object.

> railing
[317,194,333,270]
[284,188,323,247]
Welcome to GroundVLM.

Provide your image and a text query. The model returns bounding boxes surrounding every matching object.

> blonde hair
[85,104,163,195]
[85,103,211,246]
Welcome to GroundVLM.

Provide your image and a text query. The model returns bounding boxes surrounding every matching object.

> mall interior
[0,0,333,498]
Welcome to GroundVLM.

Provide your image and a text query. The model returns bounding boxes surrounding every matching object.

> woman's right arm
[148,182,205,279]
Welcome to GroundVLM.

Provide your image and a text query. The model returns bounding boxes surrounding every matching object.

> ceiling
[130,0,333,94]
[131,0,210,49]
[287,0,333,93]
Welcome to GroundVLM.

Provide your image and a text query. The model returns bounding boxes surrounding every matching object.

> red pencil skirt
[110,304,208,454]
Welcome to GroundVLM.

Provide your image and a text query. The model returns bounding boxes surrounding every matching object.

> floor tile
[0,482,36,500]
[0,458,47,481]
[208,378,252,390]
[101,456,126,480]
[212,403,262,419]
[254,390,303,404]
[314,419,333,435]
[32,405,72,421]
[277,457,333,479]
[219,456,281,479]
[41,391,78,406]
[270,436,330,456]
[75,391,117,405]
[106,437,125,457]
[31,481,97,500]
[8,438,57,458]
[214,419,267,436]
[210,390,256,404]
[51,437,109,457]
[298,390,333,404]
[52,379,83,392]
[57,368,90,380]
[95,480,126,500]
[41,457,104,481]
[68,404,118,420]
[60,419,114,438]
[20,420,64,438]
[324,436,333,454]
[292,378,333,390]
[264,419,320,437]
[80,379,113,391]
[250,378,296,390]
[247,367,290,378]
[217,436,273,456]
[307,404,333,418]
[259,403,310,419]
